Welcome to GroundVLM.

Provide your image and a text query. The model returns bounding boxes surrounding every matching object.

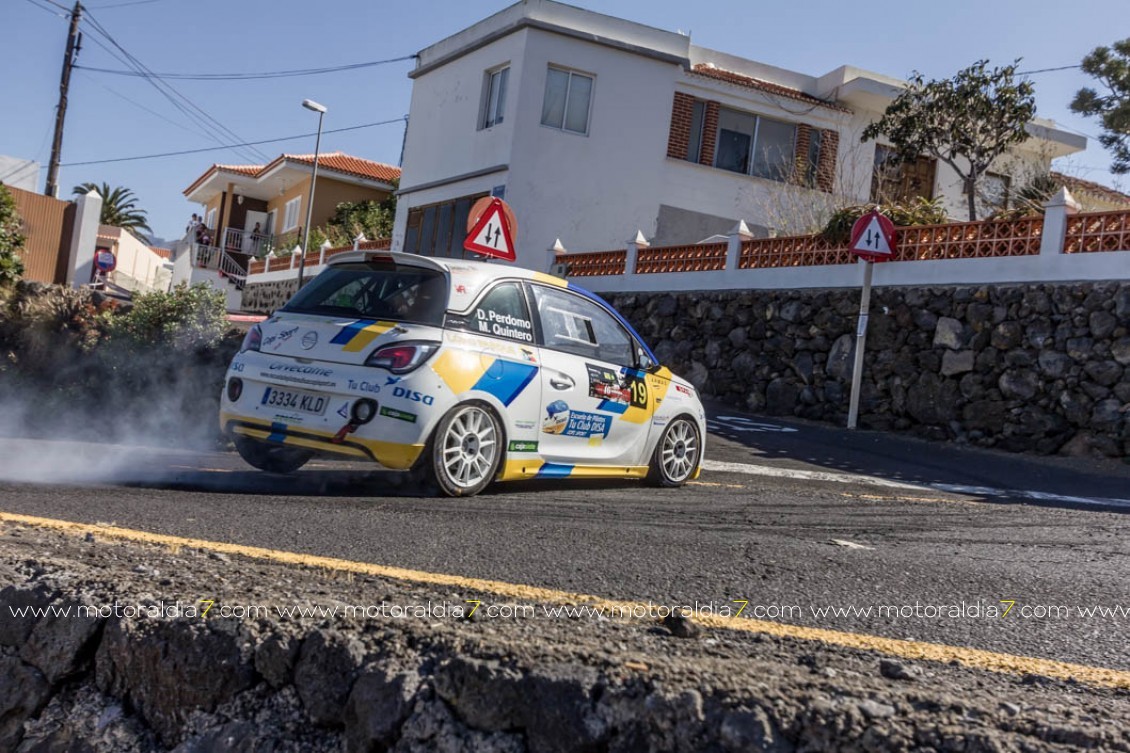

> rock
[826,334,854,381]
[1084,360,1123,387]
[719,707,792,753]
[727,328,748,348]
[655,295,677,317]
[1066,337,1094,361]
[912,308,937,331]
[0,585,52,647]
[965,302,994,328]
[1089,310,1118,339]
[0,656,51,750]
[1000,702,1022,716]
[523,664,606,753]
[95,617,256,746]
[990,321,1023,350]
[940,350,973,376]
[1038,350,1073,379]
[906,374,958,424]
[434,658,525,732]
[1116,287,1130,320]
[1059,392,1093,426]
[963,400,1007,433]
[254,632,300,689]
[661,613,701,639]
[879,659,921,681]
[857,699,896,719]
[1113,338,1130,366]
[685,361,708,391]
[294,630,366,727]
[765,378,799,416]
[932,317,964,349]
[343,667,420,753]
[172,721,260,753]
[20,598,103,685]
[998,370,1039,400]
[1091,398,1124,429]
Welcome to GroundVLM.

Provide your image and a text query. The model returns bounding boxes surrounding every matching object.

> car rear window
[282,262,448,325]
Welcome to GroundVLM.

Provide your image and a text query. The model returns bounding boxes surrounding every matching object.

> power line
[75,54,416,81]
[60,117,407,166]
[30,0,71,11]
[1017,64,1082,76]
[21,0,67,18]
[80,8,270,163]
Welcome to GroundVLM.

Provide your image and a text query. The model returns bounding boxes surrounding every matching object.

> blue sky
[2,0,1123,242]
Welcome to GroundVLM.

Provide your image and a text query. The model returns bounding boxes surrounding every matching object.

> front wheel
[647,417,701,487]
[429,403,503,497]
[233,435,313,474]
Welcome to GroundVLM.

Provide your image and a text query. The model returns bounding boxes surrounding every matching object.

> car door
[528,283,653,467]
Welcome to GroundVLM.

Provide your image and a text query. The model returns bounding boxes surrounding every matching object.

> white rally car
[220,251,705,496]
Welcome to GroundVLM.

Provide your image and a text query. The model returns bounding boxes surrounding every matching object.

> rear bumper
[221,412,424,469]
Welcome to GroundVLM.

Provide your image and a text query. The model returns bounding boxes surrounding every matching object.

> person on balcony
[250,222,263,256]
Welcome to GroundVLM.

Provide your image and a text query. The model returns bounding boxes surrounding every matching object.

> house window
[283,197,301,231]
[805,129,824,187]
[714,107,796,182]
[686,100,705,163]
[403,192,490,258]
[480,66,509,129]
[871,145,936,203]
[977,172,1012,212]
[204,208,216,229]
[541,67,593,135]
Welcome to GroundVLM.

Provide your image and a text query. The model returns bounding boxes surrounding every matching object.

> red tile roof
[689,64,852,114]
[185,153,400,196]
[1051,171,1130,205]
[281,152,401,184]
[150,246,172,259]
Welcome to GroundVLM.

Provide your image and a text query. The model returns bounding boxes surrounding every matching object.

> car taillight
[365,341,439,373]
[240,324,262,353]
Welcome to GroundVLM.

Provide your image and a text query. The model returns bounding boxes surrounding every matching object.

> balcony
[221,226,301,258]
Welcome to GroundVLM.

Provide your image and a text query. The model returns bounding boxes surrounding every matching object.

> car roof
[325,250,570,313]
[325,250,660,366]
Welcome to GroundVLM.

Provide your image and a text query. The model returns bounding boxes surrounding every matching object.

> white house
[392,0,1085,269]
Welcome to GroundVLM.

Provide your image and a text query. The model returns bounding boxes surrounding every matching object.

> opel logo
[301,331,318,349]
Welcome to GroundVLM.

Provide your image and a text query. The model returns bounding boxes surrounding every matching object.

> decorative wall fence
[245,237,392,277]
[557,194,1130,293]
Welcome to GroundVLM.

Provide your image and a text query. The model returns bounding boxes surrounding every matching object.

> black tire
[233,435,313,474]
[646,416,701,487]
[428,403,503,497]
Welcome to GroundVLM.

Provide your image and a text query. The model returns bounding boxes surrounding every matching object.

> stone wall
[605,282,1130,459]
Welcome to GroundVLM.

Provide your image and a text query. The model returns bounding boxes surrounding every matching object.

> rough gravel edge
[2,522,1129,753]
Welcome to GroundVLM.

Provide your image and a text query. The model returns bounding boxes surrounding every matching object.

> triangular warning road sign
[464,199,516,261]
[851,215,893,256]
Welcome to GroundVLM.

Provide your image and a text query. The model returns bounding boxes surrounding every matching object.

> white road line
[701,460,1130,509]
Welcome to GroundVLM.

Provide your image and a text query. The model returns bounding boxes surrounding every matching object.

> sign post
[464,196,518,261]
[846,210,896,430]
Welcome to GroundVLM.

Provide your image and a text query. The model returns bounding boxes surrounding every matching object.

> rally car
[220,251,706,496]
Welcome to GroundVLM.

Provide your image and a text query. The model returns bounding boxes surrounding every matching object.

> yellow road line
[3,510,1128,689]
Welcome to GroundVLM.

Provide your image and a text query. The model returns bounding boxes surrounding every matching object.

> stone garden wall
[605,282,1130,459]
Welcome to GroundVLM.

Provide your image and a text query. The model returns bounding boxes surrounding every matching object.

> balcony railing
[221,227,302,258]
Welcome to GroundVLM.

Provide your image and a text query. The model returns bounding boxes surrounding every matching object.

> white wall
[108,228,171,293]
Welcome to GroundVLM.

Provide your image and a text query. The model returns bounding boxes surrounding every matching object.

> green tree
[1071,38,1130,174]
[319,181,398,246]
[0,183,27,286]
[72,182,153,237]
[862,60,1036,221]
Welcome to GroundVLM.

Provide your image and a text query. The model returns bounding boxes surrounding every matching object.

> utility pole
[44,1,82,199]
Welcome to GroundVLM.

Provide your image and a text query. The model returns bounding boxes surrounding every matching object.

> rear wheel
[647,417,701,487]
[430,403,502,497]
[233,435,313,474]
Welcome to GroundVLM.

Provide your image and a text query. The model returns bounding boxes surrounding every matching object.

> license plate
[260,386,329,415]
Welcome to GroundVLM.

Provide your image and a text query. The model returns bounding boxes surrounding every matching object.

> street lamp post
[297,98,326,290]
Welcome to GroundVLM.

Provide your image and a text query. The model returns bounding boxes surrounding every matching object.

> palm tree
[72,182,153,237]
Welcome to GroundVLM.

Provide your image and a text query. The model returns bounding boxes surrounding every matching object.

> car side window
[531,285,634,366]
[448,281,535,344]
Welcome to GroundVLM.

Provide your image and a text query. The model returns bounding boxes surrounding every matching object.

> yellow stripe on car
[341,321,398,353]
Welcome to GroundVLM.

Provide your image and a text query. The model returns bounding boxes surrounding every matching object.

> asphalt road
[2,409,1129,673]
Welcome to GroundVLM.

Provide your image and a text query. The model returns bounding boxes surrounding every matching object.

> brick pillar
[816,129,839,193]
[699,101,720,167]
[666,92,696,160]
[793,124,812,185]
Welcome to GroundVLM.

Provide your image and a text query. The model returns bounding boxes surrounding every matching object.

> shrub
[106,283,228,351]
[820,197,948,244]
[0,184,26,287]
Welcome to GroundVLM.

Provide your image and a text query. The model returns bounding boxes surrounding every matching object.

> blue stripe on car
[471,360,539,407]
[267,422,288,443]
[537,463,574,478]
